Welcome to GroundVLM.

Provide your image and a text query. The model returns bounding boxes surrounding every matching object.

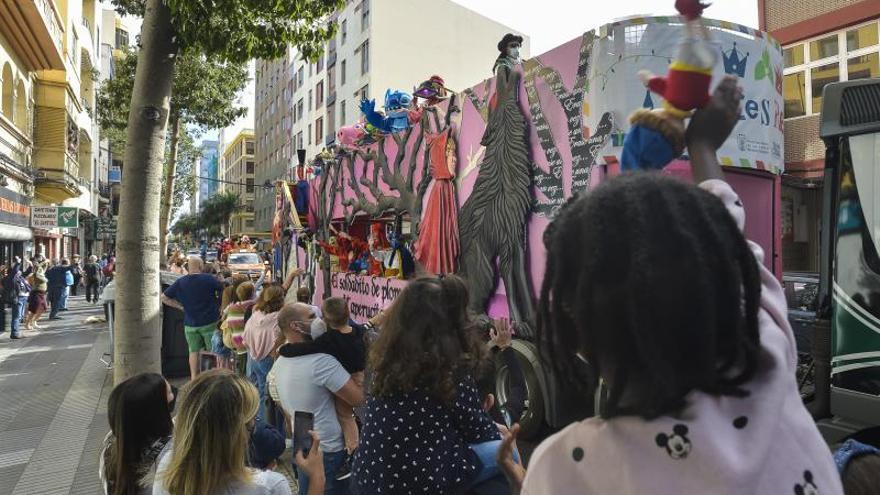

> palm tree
[171,213,199,241]
[200,191,239,235]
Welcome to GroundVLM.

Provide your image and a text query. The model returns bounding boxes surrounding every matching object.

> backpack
[103,262,115,277]
[1,272,16,304]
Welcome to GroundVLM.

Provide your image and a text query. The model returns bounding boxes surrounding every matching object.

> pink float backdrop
[307,21,782,322]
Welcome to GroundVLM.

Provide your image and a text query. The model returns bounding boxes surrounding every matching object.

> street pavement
[0,294,303,495]
[0,294,111,494]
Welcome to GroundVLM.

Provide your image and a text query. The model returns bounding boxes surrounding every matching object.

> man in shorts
[161,255,223,380]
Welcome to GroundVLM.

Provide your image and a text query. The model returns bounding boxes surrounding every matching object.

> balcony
[0,0,65,71]
[78,18,96,71]
[34,154,82,203]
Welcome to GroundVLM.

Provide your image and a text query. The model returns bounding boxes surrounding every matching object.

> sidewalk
[0,295,302,495]
[0,294,112,495]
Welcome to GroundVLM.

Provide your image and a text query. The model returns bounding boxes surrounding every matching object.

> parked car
[783,272,819,400]
[783,272,819,354]
[205,250,218,263]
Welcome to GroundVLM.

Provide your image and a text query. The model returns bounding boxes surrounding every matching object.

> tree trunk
[158,115,181,267]
[114,0,177,384]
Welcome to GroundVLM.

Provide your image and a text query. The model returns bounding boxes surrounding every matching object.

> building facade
[0,0,104,261]
[252,0,529,231]
[94,7,132,256]
[196,139,219,210]
[220,129,255,236]
[760,0,880,272]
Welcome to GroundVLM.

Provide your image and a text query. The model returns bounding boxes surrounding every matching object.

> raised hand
[490,318,513,349]
[686,75,743,153]
[497,423,526,492]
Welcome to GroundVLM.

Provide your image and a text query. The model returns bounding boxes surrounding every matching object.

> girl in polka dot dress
[505,77,843,495]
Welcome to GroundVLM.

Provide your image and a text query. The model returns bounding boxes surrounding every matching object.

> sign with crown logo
[585,17,784,174]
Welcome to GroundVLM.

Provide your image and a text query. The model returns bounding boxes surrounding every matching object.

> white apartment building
[253,0,529,231]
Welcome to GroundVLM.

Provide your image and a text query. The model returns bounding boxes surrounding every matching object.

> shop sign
[31,206,79,229]
[0,187,31,227]
[95,216,117,235]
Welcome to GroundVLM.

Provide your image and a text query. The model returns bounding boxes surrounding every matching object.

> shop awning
[0,224,33,241]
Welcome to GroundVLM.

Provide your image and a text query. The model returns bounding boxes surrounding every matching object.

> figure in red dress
[415,130,459,275]
[413,78,460,276]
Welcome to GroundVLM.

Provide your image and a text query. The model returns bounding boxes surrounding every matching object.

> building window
[340,99,346,126]
[783,20,880,117]
[847,23,879,52]
[784,45,805,68]
[810,62,839,113]
[316,117,324,144]
[309,89,313,110]
[783,72,806,118]
[115,28,129,49]
[297,99,304,121]
[360,40,369,74]
[810,35,839,61]
[361,0,370,31]
[1,63,13,119]
[317,56,324,73]
[246,178,254,193]
[340,60,346,85]
[316,81,324,109]
[848,52,880,80]
[308,124,312,145]
[357,85,369,102]
[297,67,304,87]
[246,140,254,155]
[341,20,347,45]
[297,131,304,149]
[246,161,254,174]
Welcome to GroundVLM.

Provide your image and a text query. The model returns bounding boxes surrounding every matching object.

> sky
[453,0,760,56]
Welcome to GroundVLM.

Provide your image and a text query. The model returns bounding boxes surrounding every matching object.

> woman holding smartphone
[153,369,325,495]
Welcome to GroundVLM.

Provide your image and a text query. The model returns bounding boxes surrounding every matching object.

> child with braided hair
[499,76,842,495]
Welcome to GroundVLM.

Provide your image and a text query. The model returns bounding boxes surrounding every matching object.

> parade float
[273,15,785,437]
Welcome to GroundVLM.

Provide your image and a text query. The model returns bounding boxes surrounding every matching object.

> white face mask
[507,47,521,62]
[310,318,327,339]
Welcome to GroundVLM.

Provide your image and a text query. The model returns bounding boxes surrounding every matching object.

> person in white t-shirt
[152,369,301,495]
[268,302,364,494]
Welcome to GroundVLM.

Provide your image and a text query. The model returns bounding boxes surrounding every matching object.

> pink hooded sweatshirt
[522,180,842,495]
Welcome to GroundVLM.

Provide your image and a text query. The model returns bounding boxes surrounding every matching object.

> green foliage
[97,48,248,139]
[111,0,342,62]
[165,129,199,218]
[199,190,240,232]
[171,213,199,236]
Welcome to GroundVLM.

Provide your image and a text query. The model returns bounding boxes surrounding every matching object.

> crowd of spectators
[97,78,880,495]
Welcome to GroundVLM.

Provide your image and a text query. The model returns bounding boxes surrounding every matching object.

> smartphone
[293,411,315,457]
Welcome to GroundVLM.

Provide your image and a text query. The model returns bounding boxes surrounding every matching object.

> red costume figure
[367,223,389,277]
[415,129,460,275]
[623,0,717,170]
[642,0,714,117]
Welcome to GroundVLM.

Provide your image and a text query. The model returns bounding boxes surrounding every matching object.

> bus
[813,78,880,441]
